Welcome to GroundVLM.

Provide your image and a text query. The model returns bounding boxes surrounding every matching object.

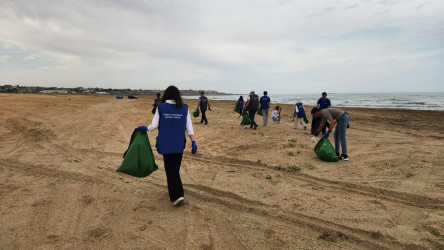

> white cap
[296,98,301,103]
[250,90,255,93]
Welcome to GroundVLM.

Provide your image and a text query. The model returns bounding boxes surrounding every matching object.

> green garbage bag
[314,137,338,162]
[234,105,240,113]
[303,116,309,124]
[117,129,158,177]
[240,111,251,125]
[257,109,263,116]
[192,109,200,118]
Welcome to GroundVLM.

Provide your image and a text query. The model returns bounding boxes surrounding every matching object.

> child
[294,98,307,130]
[271,106,281,123]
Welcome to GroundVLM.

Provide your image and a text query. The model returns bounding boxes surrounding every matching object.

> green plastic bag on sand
[193,109,200,118]
[241,111,251,125]
[257,109,263,116]
[234,105,240,113]
[117,129,158,177]
[314,137,339,162]
[303,116,309,124]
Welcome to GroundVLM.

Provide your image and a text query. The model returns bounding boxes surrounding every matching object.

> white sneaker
[173,197,184,207]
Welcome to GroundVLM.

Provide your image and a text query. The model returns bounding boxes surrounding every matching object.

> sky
[0,0,443,94]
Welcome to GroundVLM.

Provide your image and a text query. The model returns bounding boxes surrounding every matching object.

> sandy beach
[1,93,443,249]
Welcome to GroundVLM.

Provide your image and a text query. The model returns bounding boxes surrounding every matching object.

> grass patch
[288,142,296,148]
[287,165,301,172]
[406,172,414,178]
[424,226,441,237]
[288,138,297,143]
[297,150,301,155]
[257,159,262,164]
[318,232,336,242]
[259,132,264,136]
[265,172,272,180]
[287,151,295,156]
[370,231,383,239]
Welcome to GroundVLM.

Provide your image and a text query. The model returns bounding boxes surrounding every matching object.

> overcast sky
[0,0,443,94]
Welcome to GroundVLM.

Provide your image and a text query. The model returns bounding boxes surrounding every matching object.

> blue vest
[260,96,270,110]
[156,103,188,154]
[295,102,306,118]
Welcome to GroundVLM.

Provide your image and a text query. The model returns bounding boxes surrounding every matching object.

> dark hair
[274,105,280,111]
[322,92,327,96]
[156,93,160,96]
[264,91,267,95]
[311,107,319,115]
[200,91,204,95]
[161,85,183,108]
[238,96,244,102]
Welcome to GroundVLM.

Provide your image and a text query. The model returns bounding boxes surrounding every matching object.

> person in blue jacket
[317,92,331,110]
[143,85,197,207]
[237,96,244,117]
[260,91,271,126]
[294,98,307,130]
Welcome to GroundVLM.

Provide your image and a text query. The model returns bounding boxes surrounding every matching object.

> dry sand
[1,93,443,249]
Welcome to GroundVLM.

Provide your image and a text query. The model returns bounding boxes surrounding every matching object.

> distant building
[40,90,68,94]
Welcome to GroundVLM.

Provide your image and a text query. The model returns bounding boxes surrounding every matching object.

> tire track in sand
[183,154,444,210]
[3,157,441,249]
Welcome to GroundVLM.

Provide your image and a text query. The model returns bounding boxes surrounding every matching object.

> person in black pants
[244,90,259,130]
[147,86,197,207]
[196,91,211,125]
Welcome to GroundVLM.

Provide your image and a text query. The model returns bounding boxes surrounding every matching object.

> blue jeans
[334,114,349,155]
[249,110,257,127]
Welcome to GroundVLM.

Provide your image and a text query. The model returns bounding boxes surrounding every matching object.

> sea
[185,92,444,111]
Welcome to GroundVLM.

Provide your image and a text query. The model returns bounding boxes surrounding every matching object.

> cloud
[0,0,443,93]
[415,2,430,9]
[344,4,359,10]
[0,54,10,61]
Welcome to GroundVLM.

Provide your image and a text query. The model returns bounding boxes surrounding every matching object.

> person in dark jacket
[196,91,211,125]
[259,91,271,126]
[152,92,161,114]
[237,96,244,117]
[244,90,259,130]
[146,85,197,207]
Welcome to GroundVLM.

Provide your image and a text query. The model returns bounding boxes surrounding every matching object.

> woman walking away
[237,96,244,117]
[145,85,197,207]
[271,106,282,123]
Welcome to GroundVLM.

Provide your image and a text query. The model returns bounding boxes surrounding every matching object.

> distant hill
[0,85,230,96]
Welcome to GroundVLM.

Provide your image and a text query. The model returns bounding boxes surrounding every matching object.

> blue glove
[323,131,330,138]
[243,107,246,111]
[313,131,320,136]
[191,141,197,154]
[137,126,147,132]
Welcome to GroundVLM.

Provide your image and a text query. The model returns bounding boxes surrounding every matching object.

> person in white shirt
[271,106,282,123]
[147,86,197,207]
